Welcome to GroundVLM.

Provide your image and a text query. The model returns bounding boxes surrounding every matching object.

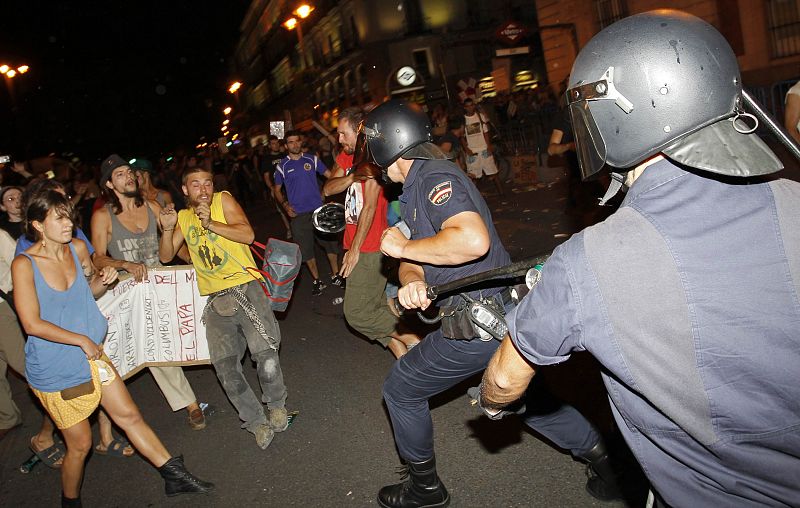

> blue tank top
[23,244,108,392]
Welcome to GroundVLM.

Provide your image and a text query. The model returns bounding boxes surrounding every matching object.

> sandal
[29,436,65,469]
[94,436,135,457]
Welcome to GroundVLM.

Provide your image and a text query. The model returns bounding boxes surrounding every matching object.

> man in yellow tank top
[158,167,288,450]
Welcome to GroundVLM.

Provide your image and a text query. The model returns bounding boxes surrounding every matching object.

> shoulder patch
[428,181,453,206]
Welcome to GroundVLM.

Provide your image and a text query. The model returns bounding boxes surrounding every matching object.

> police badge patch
[428,181,452,206]
[304,162,312,171]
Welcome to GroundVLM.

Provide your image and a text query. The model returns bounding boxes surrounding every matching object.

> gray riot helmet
[566,10,782,180]
[360,99,447,168]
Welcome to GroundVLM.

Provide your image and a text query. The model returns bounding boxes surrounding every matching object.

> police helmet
[360,100,447,168]
[566,9,781,180]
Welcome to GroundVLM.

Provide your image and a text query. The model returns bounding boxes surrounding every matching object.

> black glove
[467,385,527,421]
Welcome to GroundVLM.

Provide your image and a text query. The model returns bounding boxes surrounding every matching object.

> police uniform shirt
[274,153,328,214]
[400,158,510,295]
[506,159,800,506]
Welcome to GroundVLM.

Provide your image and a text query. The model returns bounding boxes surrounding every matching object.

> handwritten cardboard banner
[97,266,211,379]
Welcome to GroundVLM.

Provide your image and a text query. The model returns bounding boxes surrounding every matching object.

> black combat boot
[377,455,450,508]
[61,493,82,508]
[157,455,215,496]
[580,440,623,502]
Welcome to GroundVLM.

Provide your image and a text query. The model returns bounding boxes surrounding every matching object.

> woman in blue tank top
[11,189,213,506]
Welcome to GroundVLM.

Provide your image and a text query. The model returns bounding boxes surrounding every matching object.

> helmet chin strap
[598,171,626,206]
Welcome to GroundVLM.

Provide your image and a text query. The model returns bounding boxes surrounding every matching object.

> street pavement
[0,156,680,507]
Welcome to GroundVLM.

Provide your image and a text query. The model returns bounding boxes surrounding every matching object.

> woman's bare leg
[59,419,92,499]
[99,375,170,467]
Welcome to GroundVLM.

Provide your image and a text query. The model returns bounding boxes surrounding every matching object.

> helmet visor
[568,101,607,180]
[566,67,634,179]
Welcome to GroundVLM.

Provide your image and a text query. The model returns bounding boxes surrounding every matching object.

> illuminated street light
[228,81,242,94]
[223,106,232,115]
[222,119,230,125]
[1,64,30,77]
[283,4,314,70]
[294,4,315,18]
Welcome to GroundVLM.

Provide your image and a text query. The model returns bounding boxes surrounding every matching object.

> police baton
[393,253,550,318]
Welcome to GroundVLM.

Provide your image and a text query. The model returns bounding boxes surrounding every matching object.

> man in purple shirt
[273,130,340,296]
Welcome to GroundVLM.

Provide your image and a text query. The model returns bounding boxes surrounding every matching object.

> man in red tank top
[323,108,420,358]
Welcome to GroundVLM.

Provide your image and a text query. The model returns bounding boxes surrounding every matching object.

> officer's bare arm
[481,335,536,407]
[402,211,489,265]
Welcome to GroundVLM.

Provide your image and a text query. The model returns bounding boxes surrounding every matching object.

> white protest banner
[97,266,211,379]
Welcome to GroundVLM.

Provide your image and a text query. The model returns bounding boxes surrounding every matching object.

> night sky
[0,1,248,162]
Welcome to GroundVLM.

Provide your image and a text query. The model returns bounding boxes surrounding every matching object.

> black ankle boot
[377,455,450,508]
[61,493,82,508]
[157,455,215,496]
[579,440,623,502]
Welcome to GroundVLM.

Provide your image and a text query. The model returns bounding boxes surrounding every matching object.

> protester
[12,188,213,506]
[132,158,173,208]
[92,154,206,431]
[158,166,289,450]
[273,130,340,295]
[0,186,25,239]
[0,228,25,441]
[322,107,420,358]
[480,11,800,506]
[261,135,292,240]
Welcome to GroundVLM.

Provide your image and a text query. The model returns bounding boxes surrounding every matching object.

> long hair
[24,189,75,242]
[102,185,144,215]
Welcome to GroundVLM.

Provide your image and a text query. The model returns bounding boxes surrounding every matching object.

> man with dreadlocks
[158,166,288,450]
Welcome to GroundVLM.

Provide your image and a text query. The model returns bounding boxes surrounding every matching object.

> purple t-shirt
[273,153,328,214]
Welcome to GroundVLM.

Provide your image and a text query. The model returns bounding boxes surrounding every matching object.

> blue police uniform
[383,158,600,462]
[508,159,800,506]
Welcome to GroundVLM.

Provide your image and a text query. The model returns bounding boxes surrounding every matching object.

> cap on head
[100,154,129,186]
[130,158,154,173]
[360,99,447,168]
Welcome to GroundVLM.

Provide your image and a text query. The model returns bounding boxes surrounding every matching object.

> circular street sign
[396,66,417,86]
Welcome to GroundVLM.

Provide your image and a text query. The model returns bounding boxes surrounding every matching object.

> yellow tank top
[177,191,261,295]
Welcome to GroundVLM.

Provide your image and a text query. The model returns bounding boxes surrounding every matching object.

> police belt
[436,287,515,341]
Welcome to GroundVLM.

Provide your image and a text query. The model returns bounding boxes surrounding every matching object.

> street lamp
[223,106,232,116]
[228,81,242,94]
[283,4,315,70]
[1,63,30,79]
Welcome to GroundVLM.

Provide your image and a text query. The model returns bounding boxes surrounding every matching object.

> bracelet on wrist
[162,228,174,232]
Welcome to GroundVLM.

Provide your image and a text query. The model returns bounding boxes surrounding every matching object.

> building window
[594,0,627,30]
[412,48,432,80]
[357,64,371,104]
[767,0,800,58]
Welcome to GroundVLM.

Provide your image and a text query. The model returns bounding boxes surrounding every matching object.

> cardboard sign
[97,266,210,379]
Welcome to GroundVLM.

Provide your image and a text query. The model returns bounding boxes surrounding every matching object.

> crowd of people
[1,9,799,508]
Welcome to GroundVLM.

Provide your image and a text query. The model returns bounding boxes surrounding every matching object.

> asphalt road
[1,158,652,507]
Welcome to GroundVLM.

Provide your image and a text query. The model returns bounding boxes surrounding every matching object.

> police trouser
[382,325,600,462]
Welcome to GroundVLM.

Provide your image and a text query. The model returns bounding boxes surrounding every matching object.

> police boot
[377,455,450,508]
[157,455,215,496]
[580,440,623,502]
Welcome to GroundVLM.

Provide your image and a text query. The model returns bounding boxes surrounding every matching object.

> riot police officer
[480,10,800,506]
[364,100,618,508]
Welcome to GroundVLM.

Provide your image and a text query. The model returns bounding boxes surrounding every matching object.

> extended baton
[393,253,550,318]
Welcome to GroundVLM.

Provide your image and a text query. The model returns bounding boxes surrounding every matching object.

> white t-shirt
[464,112,490,151]
[785,81,800,131]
